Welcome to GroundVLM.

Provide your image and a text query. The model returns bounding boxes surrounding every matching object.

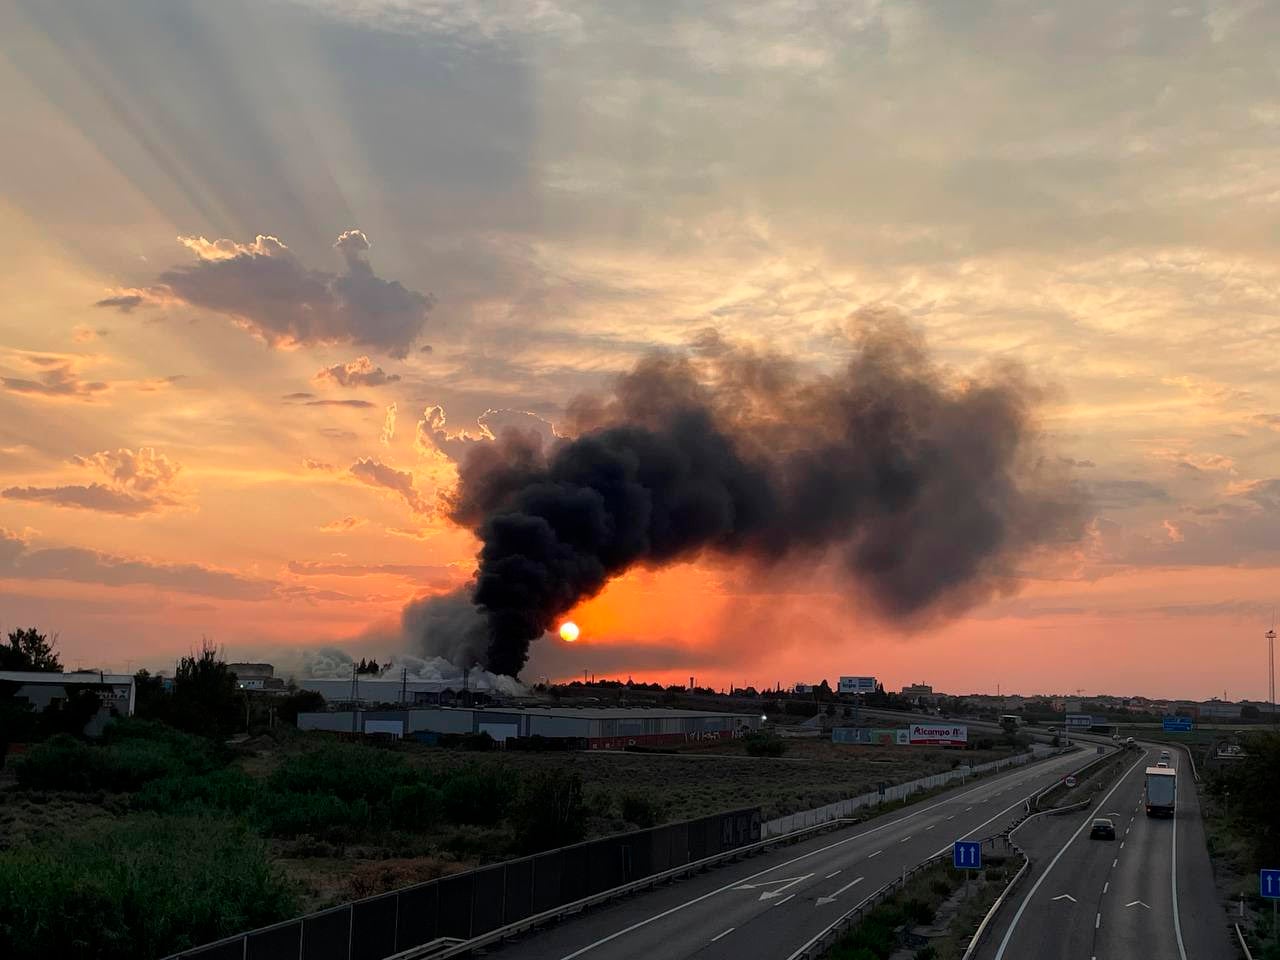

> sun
[558,621,580,643]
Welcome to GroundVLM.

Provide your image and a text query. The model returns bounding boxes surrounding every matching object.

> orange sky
[2,0,1280,701]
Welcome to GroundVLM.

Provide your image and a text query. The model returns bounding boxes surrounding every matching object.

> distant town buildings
[0,670,135,736]
[228,662,283,692]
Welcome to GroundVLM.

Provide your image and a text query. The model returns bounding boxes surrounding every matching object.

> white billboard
[908,723,967,746]
[838,676,877,694]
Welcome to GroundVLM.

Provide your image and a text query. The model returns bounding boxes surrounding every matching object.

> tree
[171,639,243,739]
[0,628,62,672]
[132,669,171,722]
[278,689,326,725]
[512,770,586,852]
[39,687,103,737]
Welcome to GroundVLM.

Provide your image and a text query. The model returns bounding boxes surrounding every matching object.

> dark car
[1090,818,1116,840]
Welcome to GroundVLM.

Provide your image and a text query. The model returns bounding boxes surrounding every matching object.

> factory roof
[0,670,134,685]
[413,705,759,720]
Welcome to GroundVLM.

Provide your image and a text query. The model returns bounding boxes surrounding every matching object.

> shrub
[134,767,260,815]
[257,792,369,837]
[511,770,586,853]
[443,766,516,825]
[903,897,935,925]
[619,790,663,828]
[389,783,444,830]
[0,814,296,960]
[13,735,96,791]
[268,743,417,803]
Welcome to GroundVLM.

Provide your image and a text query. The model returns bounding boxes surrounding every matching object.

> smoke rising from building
[415,315,1086,677]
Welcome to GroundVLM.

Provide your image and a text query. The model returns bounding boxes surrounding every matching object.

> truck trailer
[1144,766,1176,817]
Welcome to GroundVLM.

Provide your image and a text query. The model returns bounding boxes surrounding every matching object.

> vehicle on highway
[1145,765,1177,817]
[1156,760,1169,767]
[1089,817,1116,840]
[1125,736,1135,746]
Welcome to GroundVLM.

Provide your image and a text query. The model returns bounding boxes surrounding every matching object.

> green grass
[0,814,297,960]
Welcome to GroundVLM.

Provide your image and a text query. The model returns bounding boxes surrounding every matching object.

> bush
[0,814,296,960]
[389,783,444,830]
[268,744,418,803]
[13,735,96,791]
[257,792,370,837]
[443,766,516,825]
[903,897,935,925]
[134,768,260,815]
[619,791,664,828]
[512,770,586,853]
[14,723,221,793]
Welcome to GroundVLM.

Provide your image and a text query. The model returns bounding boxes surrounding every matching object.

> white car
[1156,760,1169,768]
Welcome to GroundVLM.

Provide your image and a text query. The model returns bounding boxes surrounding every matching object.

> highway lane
[486,748,1089,960]
[980,745,1232,960]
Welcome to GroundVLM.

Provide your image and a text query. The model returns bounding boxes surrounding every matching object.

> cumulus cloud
[380,403,397,446]
[1089,478,1170,508]
[415,405,558,462]
[97,231,433,358]
[2,447,183,516]
[288,559,452,582]
[302,399,376,409]
[349,457,430,514]
[303,457,335,471]
[314,356,401,388]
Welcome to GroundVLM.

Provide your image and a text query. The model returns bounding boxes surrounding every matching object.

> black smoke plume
[421,315,1085,677]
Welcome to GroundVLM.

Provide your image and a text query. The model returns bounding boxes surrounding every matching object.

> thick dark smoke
[419,315,1085,677]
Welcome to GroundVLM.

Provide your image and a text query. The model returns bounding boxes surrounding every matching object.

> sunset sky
[3,0,1279,701]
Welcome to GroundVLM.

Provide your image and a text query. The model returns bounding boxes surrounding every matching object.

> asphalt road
[979,745,1233,960]
[486,748,1086,960]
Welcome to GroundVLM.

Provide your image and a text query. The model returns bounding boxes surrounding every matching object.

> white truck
[1144,766,1176,818]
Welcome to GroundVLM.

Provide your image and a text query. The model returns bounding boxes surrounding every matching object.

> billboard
[1065,714,1094,728]
[908,723,967,746]
[832,727,903,745]
[838,676,877,694]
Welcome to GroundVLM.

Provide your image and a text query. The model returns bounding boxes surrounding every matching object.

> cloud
[73,326,109,342]
[314,356,401,388]
[303,399,376,408]
[415,404,559,462]
[349,457,430,514]
[1,484,166,516]
[319,516,365,531]
[1252,414,1280,432]
[319,428,358,441]
[2,363,108,400]
[303,457,335,471]
[0,528,274,599]
[93,293,145,312]
[283,392,315,401]
[71,447,180,494]
[1089,478,1170,508]
[103,231,433,358]
[287,559,451,582]
[1,447,183,516]
[380,403,397,446]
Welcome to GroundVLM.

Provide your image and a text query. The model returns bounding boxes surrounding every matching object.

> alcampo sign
[908,723,968,746]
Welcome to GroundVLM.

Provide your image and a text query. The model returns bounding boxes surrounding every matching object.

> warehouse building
[0,670,135,736]
[297,705,762,748]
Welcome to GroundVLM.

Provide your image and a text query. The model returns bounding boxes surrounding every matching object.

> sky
[2,0,1279,701]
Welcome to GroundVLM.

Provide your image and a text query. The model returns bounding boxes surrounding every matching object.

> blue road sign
[1262,869,1280,900]
[1162,716,1193,732]
[954,840,982,870]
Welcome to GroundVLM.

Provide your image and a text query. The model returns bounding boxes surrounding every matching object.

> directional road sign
[1261,869,1280,900]
[954,840,982,870]
[1162,716,1194,732]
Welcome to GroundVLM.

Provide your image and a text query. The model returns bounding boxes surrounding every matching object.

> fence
[761,751,1036,838]
[165,808,760,960]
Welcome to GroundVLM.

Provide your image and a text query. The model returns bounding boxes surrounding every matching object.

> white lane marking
[1103,882,1109,894]
[925,824,936,831]
[825,870,841,880]
[946,815,956,821]
[1125,900,1150,909]
[710,928,734,942]
[1052,894,1077,903]
[734,875,810,892]
[992,754,1147,960]
[556,752,1080,960]
[899,836,912,843]
[965,806,974,812]
[792,791,1046,960]
[1120,841,1125,849]
[1113,858,1118,868]
[774,894,795,907]
[868,850,882,858]
[816,876,864,906]
[1171,762,1188,960]
[759,875,813,901]
[1095,912,1101,929]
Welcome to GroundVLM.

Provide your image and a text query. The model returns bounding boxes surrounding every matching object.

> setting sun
[558,621,580,643]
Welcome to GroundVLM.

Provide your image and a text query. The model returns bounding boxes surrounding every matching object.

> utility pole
[1266,626,1276,729]
[401,667,408,706]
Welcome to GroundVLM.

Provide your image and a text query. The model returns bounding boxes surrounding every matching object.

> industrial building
[228,662,283,691]
[0,670,135,736]
[296,676,505,706]
[297,705,763,748]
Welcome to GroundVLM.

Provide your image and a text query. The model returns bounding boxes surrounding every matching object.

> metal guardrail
[1033,747,1117,811]
[1235,922,1254,959]
[961,848,1029,960]
[391,815,863,960]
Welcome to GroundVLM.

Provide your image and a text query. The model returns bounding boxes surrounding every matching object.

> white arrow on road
[1125,900,1151,909]
[1051,894,1077,903]
[735,875,814,900]
[816,876,864,906]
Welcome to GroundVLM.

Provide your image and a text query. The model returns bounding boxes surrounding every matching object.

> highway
[486,749,1086,960]
[978,745,1232,960]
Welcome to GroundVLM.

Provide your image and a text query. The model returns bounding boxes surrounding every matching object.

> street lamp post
[1267,628,1276,729]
